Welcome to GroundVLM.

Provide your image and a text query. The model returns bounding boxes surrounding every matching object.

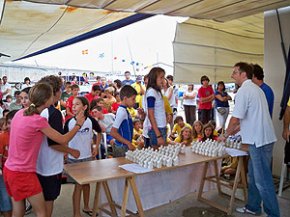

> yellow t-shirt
[288,97,290,107]
[133,128,143,140]
[132,82,145,106]
[132,128,143,148]
[127,107,137,119]
[174,135,192,146]
[172,123,192,136]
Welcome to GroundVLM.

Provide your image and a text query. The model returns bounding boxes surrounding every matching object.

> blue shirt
[112,105,133,147]
[214,90,229,108]
[122,79,134,86]
[260,83,274,117]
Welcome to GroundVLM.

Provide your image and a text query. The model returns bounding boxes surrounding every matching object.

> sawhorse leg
[121,176,145,217]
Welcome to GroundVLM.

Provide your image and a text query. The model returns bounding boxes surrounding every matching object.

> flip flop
[82,209,98,216]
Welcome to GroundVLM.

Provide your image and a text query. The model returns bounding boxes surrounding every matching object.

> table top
[64,147,223,184]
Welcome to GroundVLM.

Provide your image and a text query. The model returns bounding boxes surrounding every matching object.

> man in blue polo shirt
[252,64,274,117]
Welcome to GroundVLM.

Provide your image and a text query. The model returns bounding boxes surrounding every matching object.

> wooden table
[64,148,246,216]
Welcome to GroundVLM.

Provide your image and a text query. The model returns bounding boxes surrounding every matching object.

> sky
[16,15,187,76]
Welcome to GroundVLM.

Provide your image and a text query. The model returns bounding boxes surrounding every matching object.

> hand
[282,129,290,142]
[92,148,98,158]
[218,135,226,142]
[137,108,144,115]
[70,149,80,159]
[157,137,165,146]
[167,114,173,124]
[240,144,249,152]
[75,111,85,126]
[128,143,136,151]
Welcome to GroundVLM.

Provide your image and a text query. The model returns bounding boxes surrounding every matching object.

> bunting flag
[82,49,88,55]
[98,53,105,58]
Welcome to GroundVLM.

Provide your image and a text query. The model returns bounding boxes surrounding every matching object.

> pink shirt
[5,109,49,172]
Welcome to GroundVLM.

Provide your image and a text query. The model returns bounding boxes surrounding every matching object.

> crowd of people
[0,61,287,217]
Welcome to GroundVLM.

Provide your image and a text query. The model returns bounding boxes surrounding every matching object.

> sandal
[82,209,98,216]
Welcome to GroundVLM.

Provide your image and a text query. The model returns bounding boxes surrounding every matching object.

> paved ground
[23,180,290,217]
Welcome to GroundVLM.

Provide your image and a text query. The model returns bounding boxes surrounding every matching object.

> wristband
[75,123,82,128]
[157,135,162,138]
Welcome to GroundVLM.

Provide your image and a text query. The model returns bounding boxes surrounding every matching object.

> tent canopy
[0,0,289,63]
[173,14,264,83]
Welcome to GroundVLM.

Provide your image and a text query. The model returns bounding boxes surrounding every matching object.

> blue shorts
[147,127,167,148]
[0,174,12,212]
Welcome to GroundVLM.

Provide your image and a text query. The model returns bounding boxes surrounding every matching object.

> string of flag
[81,49,153,70]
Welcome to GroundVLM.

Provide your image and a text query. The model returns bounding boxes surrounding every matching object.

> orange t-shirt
[0,131,9,168]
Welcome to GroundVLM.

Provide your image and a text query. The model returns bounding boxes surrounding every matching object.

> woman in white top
[183,84,197,125]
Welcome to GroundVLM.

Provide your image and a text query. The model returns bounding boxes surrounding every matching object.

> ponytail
[24,103,39,116]
[23,83,53,116]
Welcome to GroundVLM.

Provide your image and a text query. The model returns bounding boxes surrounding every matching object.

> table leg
[121,178,130,217]
[103,181,118,217]
[213,160,222,195]
[228,156,243,215]
[92,182,101,217]
[198,161,209,199]
[128,176,145,217]
[239,157,247,201]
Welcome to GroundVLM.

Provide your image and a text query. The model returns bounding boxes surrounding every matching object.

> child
[3,83,85,217]
[19,87,31,108]
[192,120,203,141]
[36,75,81,217]
[199,123,218,142]
[91,105,115,157]
[60,81,72,110]
[64,97,102,217]
[208,120,219,137]
[174,126,193,146]
[3,95,12,110]
[91,98,108,114]
[9,91,22,111]
[0,110,17,217]
[66,84,80,121]
[170,116,192,140]
[132,119,144,149]
[103,86,116,111]
[143,67,167,148]
[110,85,137,157]
[111,92,121,114]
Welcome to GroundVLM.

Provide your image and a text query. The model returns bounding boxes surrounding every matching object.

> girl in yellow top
[192,120,203,141]
[174,126,193,146]
[170,116,192,139]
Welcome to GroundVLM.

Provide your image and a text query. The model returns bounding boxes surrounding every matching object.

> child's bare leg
[27,192,46,217]
[82,184,91,212]
[11,198,25,217]
[45,200,54,217]
[73,184,83,217]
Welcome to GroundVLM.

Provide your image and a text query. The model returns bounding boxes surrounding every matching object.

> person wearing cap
[132,75,145,109]
[197,75,214,124]
[122,71,134,86]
